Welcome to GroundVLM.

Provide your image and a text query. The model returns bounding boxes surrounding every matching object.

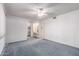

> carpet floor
[3,39,79,56]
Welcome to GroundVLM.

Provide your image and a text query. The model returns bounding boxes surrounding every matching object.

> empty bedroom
[0,3,79,56]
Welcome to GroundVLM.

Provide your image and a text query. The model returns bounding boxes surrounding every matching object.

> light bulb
[37,8,46,17]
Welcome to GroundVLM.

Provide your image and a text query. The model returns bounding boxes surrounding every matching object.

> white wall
[6,15,30,43]
[43,9,79,48]
[0,4,6,55]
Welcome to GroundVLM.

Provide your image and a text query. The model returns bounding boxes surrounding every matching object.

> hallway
[3,39,79,56]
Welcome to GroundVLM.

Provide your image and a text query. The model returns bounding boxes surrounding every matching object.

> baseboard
[7,40,28,44]
[43,38,79,49]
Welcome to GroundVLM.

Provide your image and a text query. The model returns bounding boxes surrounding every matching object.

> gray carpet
[3,39,79,56]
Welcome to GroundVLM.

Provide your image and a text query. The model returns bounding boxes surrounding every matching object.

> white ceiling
[4,3,79,22]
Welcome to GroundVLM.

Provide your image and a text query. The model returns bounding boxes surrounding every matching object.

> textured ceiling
[4,3,79,22]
